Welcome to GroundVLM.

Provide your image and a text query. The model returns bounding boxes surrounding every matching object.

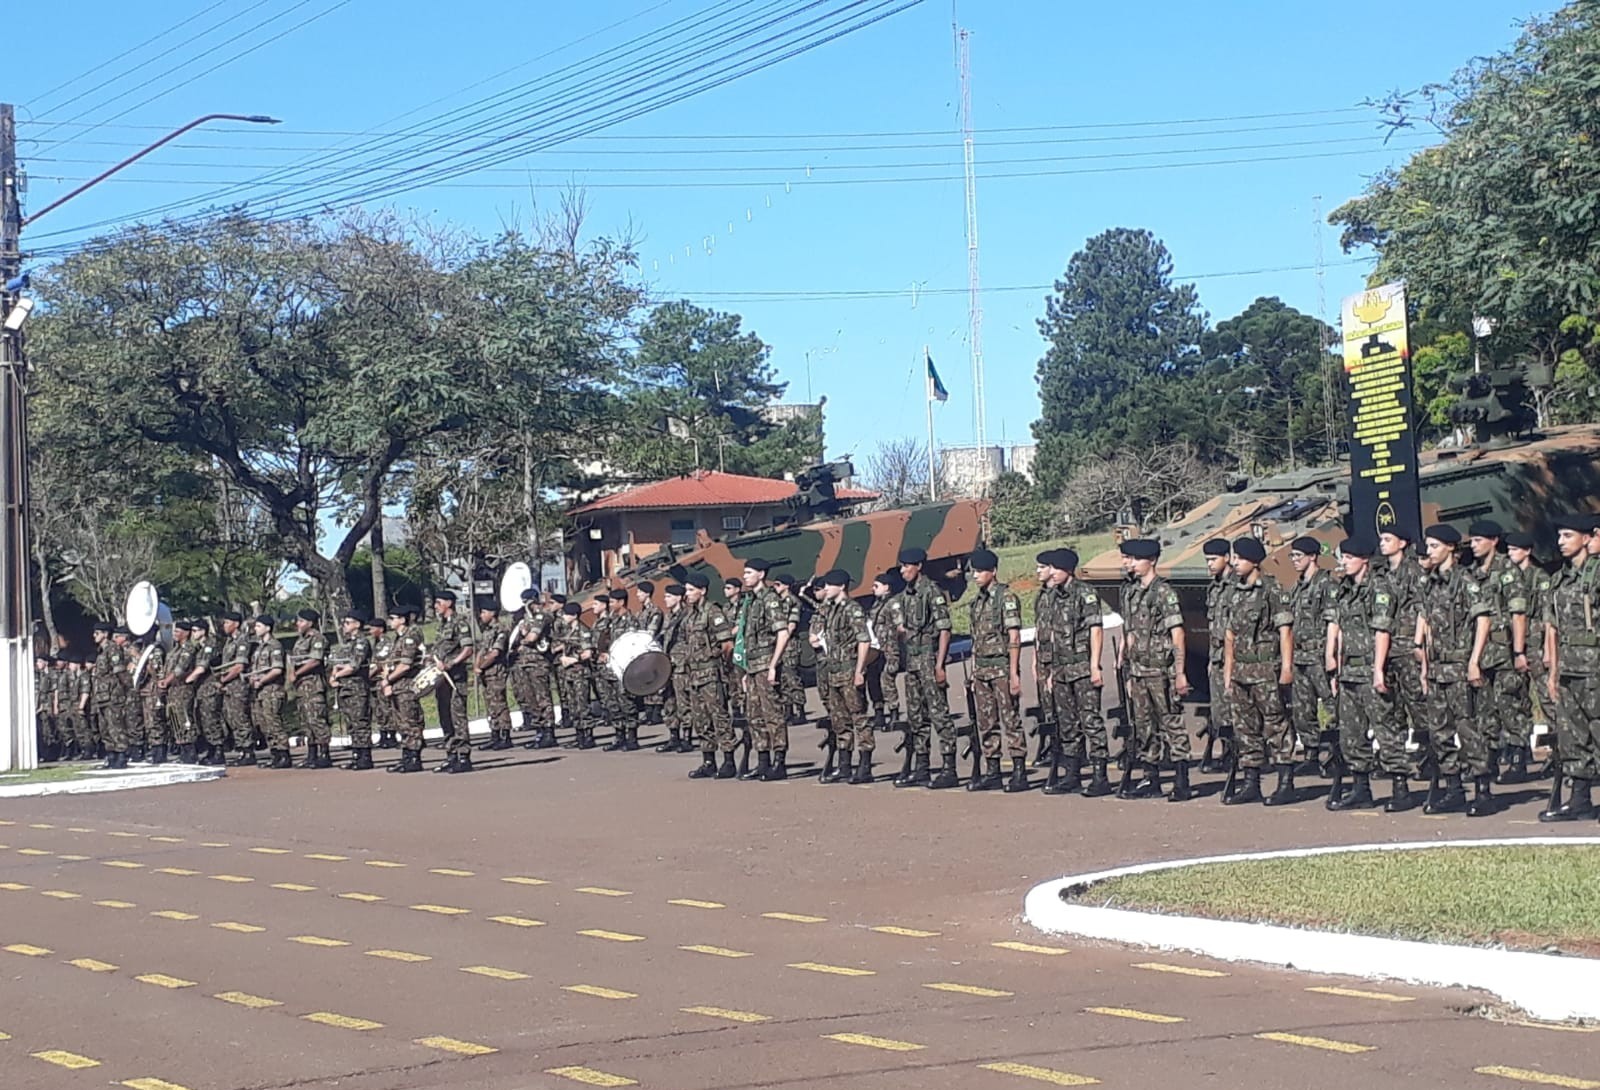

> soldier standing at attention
[186,619,226,763]
[1032,552,1060,772]
[1287,538,1336,777]
[814,569,873,784]
[35,652,56,761]
[213,614,253,766]
[1463,520,1523,783]
[161,622,198,764]
[965,549,1026,792]
[475,599,514,751]
[366,615,396,750]
[1222,537,1295,805]
[734,558,793,781]
[249,616,289,769]
[773,573,808,725]
[554,601,597,750]
[894,547,955,788]
[1416,525,1480,814]
[659,583,688,756]
[681,572,737,780]
[63,657,91,760]
[1039,549,1110,797]
[1540,514,1600,821]
[865,571,904,735]
[332,609,375,770]
[1374,528,1428,774]
[721,576,747,730]
[90,621,129,768]
[427,590,476,773]
[289,610,332,769]
[1117,539,1193,801]
[515,590,558,750]
[384,607,427,772]
[1503,531,1546,781]
[1201,538,1235,773]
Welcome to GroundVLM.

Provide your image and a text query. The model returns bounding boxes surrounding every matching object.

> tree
[986,471,1057,547]
[863,436,930,508]
[1032,228,1208,495]
[1058,442,1224,533]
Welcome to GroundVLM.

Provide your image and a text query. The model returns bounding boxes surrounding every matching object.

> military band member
[965,549,1026,792]
[1540,514,1600,821]
[475,599,514,751]
[555,601,597,749]
[289,609,332,769]
[367,614,396,749]
[1222,536,1293,806]
[333,609,375,770]
[515,590,559,750]
[383,607,428,772]
[599,589,639,751]
[814,569,873,784]
[1117,539,1192,801]
[1039,549,1111,797]
[894,547,954,788]
[1326,537,1412,811]
[249,616,290,769]
[680,573,736,780]
[161,622,198,764]
[430,590,476,773]
[631,582,671,738]
[1201,538,1235,773]
[734,558,793,781]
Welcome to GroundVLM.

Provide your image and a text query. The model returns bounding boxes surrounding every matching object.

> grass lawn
[1074,845,1600,956]
[950,533,1117,635]
[0,764,111,785]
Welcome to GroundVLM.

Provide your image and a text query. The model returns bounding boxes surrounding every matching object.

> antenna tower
[957,28,986,456]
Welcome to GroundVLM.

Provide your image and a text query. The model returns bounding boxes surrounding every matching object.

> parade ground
[3,726,1599,1090]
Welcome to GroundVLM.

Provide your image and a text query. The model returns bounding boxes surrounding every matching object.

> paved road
[2,725,1598,1090]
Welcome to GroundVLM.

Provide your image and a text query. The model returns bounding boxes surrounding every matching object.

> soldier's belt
[904,643,938,655]
[1053,654,1090,667]
[975,654,1009,667]
[1564,634,1600,647]
[1233,653,1276,664]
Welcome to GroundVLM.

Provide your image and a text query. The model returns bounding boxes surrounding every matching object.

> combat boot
[1384,772,1418,813]
[297,745,318,769]
[433,753,461,774]
[1328,772,1376,810]
[676,733,697,753]
[761,750,788,781]
[928,753,959,790]
[1042,753,1077,796]
[623,726,641,751]
[1225,767,1262,805]
[896,752,930,788]
[269,748,293,770]
[1082,759,1114,797]
[447,753,474,773]
[849,752,874,784]
[1168,763,1194,802]
[1426,772,1466,814]
[657,728,683,753]
[314,745,334,769]
[1263,765,1297,807]
[969,757,1004,792]
[717,752,739,779]
[1497,745,1529,784]
[231,748,259,767]
[346,748,374,770]
[603,726,626,751]
[742,751,771,781]
[1003,758,1030,793]
[1127,764,1163,799]
[1421,771,1444,812]
[823,752,852,784]
[1465,775,1495,817]
[577,727,596,750]
[147,745,166,766]
[689,753,718,779]
[99,750,120,770]
[388,749,423,773]
[1540,778,1595,822]
[177,743,197,765]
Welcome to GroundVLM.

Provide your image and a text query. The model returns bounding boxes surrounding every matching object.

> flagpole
[925,344,938,501]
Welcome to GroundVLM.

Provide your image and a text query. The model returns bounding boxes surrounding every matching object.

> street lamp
[1,108,279,773]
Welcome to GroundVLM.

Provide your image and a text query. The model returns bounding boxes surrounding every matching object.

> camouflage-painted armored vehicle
[591,461,991,608]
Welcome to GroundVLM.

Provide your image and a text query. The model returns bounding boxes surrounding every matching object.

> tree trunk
[370,519,389,619]
[31,522,57,649]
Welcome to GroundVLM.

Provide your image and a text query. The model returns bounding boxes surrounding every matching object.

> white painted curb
[1023,837,1600,1023]
[0,764,226,799]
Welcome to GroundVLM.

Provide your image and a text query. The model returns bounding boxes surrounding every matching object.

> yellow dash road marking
[303,1012,383,1031]
[788,962,874,977]
[135,973,196,990]
[366,949,431,963]
[103,860,144,869]
[107,830,139,837]
[210,875,253,883]
[16,848,51,856]
[40,890,81,900]
[32,1050,101,1070]
[123,1079,193,1090]
[430,868,474,877]
[563,984,637,1000]
[0,1031,9,1039]
[151,910,199,921]
[978,1061,1100,1086]
[1255,1031,1374,1054]
[992,941,1069,955]
[0,881,30,890]
[578,929,645,942]
[214,991,281,1009]
[148,836,184,843]
[668,898,725,909]
[5,944,52,956]
[763,911,826,923]
[305,853,347,861]
[289,935,349,947]
[872,925,941,938]
[575,886,631,897]
[29,823,55,829]
[679,944,752,958]
[1475,1066,1600,1088]
[501,875,547,885]
[925,982,1013,998]
[681,1005,770,1023]
[95,899,135,909]
[461,965,530,981]
[545,1066,638,1087]
[822,1033,924,1052]
[1307,985,1414,1003]
[249,847,291,855]
[69,958,118,972]
[338,892,385,903]
[212,922,265,934]
[1086,1006,1185,1024]
[364,860,406,868]
[416,1036,497,1056]
[272,883,315,892]
[155,868,198,876]
[410,903,469,916]
[0,818,11,824]
[489,915,545,928]
[199,842,229,847]
[68,827,94,833]
[1133,962,1229,978]
[55,854,89,861]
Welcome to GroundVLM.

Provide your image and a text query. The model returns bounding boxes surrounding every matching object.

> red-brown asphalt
[2,714,1598,1090]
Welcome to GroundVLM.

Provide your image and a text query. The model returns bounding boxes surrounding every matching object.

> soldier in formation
[813,568,873,784]
[965,548,1026,792]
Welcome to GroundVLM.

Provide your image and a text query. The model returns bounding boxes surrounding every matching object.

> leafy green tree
[1032,229,1209,495]
[985,471,1057,547]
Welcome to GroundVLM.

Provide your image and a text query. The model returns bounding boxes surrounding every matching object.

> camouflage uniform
[64,668,93,755]
[1419,563,1486,776]
[1512,561,1554,742]
[661,603,687,737]
[164,638,198,747]
[968,580,1024,759]
[35,661,56,754]
[370,631,395,741]
[897,576,953,758]
[1288,566,1337,752]
[1373,555,1428,747]
[510,607,556,735]
[1549,558,1600,780]
[1047,579,1109,762]
[736,586,792,755]
[679,599,734,754]
[250,638,288,751]
[289,629,331,747]
[633,599,667,714]
[1033,584,1059,748]
[1121,575,1190,764]
[779,591,806,720]
[92,640,131,754]
[554,614,596,736]
[819,595,872,753]
[1224,575,1292,769]
[431,611,475,759]
[335,631,374,749]
[191,631,226,753]
[1331,573,1409,775]
[219,627,254,752]
[1205,573,1234,737]
[1464,555,1525,756]
[476,616,512,739]
[865,594,903,724]
[388,627,426,750]
[591,611,627,729]
[135,642,167,753]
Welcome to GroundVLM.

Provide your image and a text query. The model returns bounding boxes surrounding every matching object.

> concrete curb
[1023,837,1600,1023]
[0,763,226,799]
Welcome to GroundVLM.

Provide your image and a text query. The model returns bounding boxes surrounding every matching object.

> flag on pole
[926,352,949,403]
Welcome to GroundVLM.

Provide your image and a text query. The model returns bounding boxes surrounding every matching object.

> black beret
[1424,523,1461,545]
[607,589,628,601]
[1055,548,1080,571]
[1290,536,1322,557]
[874,570,905,592]
[773,572,797,588]
[366,614,387,628]
[1468,519,1504,539]
[898,547,927,565]
[296,608,320,624]
[114,626,131,637]
[551,594,567,605]
[1378,526,1412,541]
[664,583,686,597]
[1232,537,1266,563]
[1339,537,1376,559]
[476,598,499,612]
[433,589,456,603]
[1202,538,1231,557]
[190,618,210,631]
[1119,539,1160,560]
[743,557,772,574]
[341,609,365,623]
[253,614,275,628]
[1036,551,1056,564]
[722,576,741,588]
[395,603,420,619]
[823,569,850,587]
[1505,531,1536,550]
[221,610,243,623]
[92,620,113,633]
[1554,513,1590,532]
[520,588,538,601]
[969,548,999,572]
[637,581,654,595]
[561,602,582,616]
[685,572,710,590]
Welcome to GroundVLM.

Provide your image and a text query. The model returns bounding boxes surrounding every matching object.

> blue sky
[13,0,1552,472]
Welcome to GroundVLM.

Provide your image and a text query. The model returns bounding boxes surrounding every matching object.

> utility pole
[0,103,37,773]
[957,29,987,465]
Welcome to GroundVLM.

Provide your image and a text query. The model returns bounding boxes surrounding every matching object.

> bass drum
[609,630,671,696]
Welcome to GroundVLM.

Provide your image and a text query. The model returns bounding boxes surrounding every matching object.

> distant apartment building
[937,443,1040,497]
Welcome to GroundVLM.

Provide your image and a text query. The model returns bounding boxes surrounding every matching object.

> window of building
[670,518,697,546]
[721,515,745,532]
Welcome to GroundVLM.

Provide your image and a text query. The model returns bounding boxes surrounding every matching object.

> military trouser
[1501,666,1534,748]
[1337,670,1409,774]
[745,669,786,753]
[1555,673,1600,779]
[99,689,132,751]
[1050,664,1108,762]
[1228,675,1291,769]
[593,664,626,726]
[1291,657,1332,752]
[903,654,954,757]
[61,709,88,752]
[865,658,900,722]
[1480,664,1523,750]
[139,689,167,749]
[341,685,372,749]
[721,661,745,724]
[780,641,805,716]
[1127,670,1189,764]
[295,683,331,745]
[392,687,424,750]
[370,677,391,736]
[196,680,225,749]
[558,666,593,731]
[1390,654,1426,738]
[480,668,511,734]
[512,661,554,732]
[1424,672,1473,776]
[820,673,871,752]
[685,674,733,753]
[436,672,470,756]
[1206,656,1229,730]
[972,670,1024,758]
[168,684,197,745]
[221,682,252,750]
[253,686,287,750]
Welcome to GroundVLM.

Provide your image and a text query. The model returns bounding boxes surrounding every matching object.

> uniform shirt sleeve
[932,590,953,633]
[1002,591,1022,631]
[1271,587,1293,630]
[1158,587,1183,633]
[1371,589,1395,634]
